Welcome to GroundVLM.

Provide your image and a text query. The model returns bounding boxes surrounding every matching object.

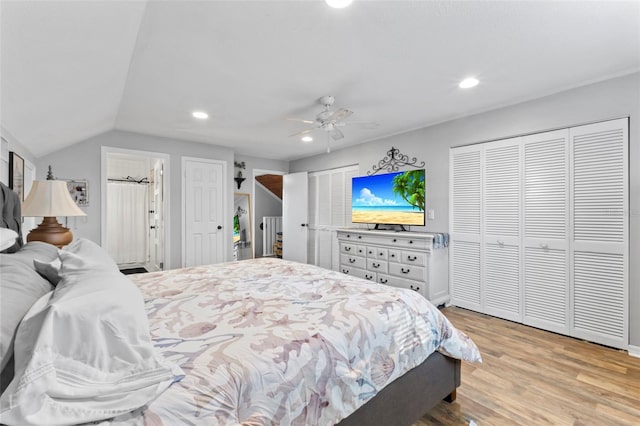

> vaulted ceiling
[2,1,639,161]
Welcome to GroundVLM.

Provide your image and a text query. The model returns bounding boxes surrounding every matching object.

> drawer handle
[379,252,384,256]
[368,250,373,254]
[349,258,356,264]
[393,238,397,243]
[365,274,373,280]
[342,269,349,274]
[345,246,351,252]
[347,234,351,238]
[410,284,420,292]
[401,268,410,274]
[391,254,396,258]
[409,240,413,244]
[358,236,362,239]
[407,255,417,261]
[358,249,363,253]
[379,278,388,284]
[372,263,380,269]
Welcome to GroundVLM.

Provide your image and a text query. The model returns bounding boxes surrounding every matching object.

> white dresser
[336,229,449,306]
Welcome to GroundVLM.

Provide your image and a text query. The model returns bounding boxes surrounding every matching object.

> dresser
[336,229,449,306]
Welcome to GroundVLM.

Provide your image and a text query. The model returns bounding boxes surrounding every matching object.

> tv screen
[233,215,241,242]
[352,170,425,226]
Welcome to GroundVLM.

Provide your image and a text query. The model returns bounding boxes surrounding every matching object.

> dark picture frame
[8,152,24,201]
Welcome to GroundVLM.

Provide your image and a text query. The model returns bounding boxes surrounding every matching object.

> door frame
[253,168,285,257]
[101,146,171,269]
[181,156,229,267]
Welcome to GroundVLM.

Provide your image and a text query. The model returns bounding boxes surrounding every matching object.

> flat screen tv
[351,170,425,227]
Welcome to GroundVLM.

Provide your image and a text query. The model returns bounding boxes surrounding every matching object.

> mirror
[233,193,253,260]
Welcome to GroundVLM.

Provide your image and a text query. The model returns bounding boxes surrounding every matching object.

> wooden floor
[416,307,640,426]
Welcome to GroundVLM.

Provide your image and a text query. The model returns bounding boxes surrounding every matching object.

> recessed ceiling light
[459,77,479,89]
[325,0,353,9]
[301,136,313,143]
[192,111,209,119]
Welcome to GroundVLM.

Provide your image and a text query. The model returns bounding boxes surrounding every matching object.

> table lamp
[22,167,86,248]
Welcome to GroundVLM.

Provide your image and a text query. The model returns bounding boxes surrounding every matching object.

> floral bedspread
[129,258,481,426]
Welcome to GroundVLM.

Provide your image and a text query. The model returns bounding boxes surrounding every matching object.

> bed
[0,184,480,425]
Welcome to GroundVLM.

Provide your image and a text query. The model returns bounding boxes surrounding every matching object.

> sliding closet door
[522,129,570,335]
[449,145,482,311]
[570,118,628,348]
[483,138,522,322]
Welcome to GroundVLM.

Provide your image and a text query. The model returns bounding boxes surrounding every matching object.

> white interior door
[183,157,226,267]
[149,160,165,270]
[283,172,308,263]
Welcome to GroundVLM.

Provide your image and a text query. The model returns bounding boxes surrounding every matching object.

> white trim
[101,146,171,269]
[181,156,228,268]
[629,345,640,358]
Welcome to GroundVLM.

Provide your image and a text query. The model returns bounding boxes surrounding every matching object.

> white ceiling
[2,1,639,161]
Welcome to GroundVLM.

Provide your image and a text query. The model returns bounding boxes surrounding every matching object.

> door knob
[301,223,308,227]
[150,226,157,229]
[217,225,222,230]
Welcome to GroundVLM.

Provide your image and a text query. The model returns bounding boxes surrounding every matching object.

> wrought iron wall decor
[367,147,425,175]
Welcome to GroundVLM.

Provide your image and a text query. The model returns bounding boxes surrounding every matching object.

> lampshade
[22,179,86,248]
[22,180,86,217]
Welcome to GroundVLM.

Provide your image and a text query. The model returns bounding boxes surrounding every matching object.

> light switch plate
[428,209,435,220]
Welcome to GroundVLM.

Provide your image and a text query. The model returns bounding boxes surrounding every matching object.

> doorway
[253,169,285,258]
[101,147,169,271]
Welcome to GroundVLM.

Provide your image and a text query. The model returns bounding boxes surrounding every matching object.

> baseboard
[628,345,640,358]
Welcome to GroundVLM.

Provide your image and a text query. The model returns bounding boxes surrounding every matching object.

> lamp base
[27,217,74,248]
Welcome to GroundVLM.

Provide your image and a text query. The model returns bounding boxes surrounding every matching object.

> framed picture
[8,152,24,201]
[65,179,89,207]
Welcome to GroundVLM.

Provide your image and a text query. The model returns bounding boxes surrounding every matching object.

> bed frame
[0,190,461,425]
[339,351,460,426]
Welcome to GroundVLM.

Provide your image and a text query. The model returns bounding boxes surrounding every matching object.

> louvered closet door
[570,118,628,349]
[522,129,570,335]
[308,165,359,271]
[450,145,482,311]
[483,138,522,322]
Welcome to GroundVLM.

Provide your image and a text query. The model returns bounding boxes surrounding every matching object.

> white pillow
[0,228,18,251]
[0,238,183,425]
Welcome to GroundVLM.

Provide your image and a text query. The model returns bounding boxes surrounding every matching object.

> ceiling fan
[287,95,355,152]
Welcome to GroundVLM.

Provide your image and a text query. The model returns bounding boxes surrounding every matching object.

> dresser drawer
[340,242,357,254]
[400,250,427,266]
[377,274,426,297]
[340,266,366,279]
[388,262,425,281]
[388,249,401,262]
[340,254,366,269]
[367,259,388,274]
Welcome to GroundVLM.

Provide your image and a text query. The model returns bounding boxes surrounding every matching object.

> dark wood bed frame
[0,189,460,425]
[339,351,460,426]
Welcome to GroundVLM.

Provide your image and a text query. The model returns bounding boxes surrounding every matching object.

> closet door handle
[217,225,222,230]
[150,226,157,229]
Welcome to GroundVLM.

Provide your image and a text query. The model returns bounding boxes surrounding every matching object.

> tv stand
[373,224,407,232]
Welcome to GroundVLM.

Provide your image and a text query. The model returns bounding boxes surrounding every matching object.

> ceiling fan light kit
[325,0,353,9]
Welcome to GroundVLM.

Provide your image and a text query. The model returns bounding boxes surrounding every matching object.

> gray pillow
[34,258,62,286]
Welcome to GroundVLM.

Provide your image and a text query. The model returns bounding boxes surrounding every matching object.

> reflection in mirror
[233,193,253,260]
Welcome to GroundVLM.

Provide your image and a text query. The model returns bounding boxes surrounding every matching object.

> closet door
[522,130,570,335]
[483,138,522,322]
[450,145,482,311]
[570,118,628,348]
[307,165,359,270]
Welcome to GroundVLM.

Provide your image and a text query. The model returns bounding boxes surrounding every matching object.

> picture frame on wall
[65,179,89,207]
[8,151,24,201]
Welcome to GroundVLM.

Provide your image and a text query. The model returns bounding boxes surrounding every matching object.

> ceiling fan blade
[330,128,344,140]
[286,117,316,124]
[344,121,379,129]
[290,128,314,137]
[331,108,353,122]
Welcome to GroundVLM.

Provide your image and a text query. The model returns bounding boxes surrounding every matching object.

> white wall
[0,126,37,186]
[36,129,235,269]
[291,72,640,349]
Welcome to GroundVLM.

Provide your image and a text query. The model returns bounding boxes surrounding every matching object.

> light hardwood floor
[417,307,640,426]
